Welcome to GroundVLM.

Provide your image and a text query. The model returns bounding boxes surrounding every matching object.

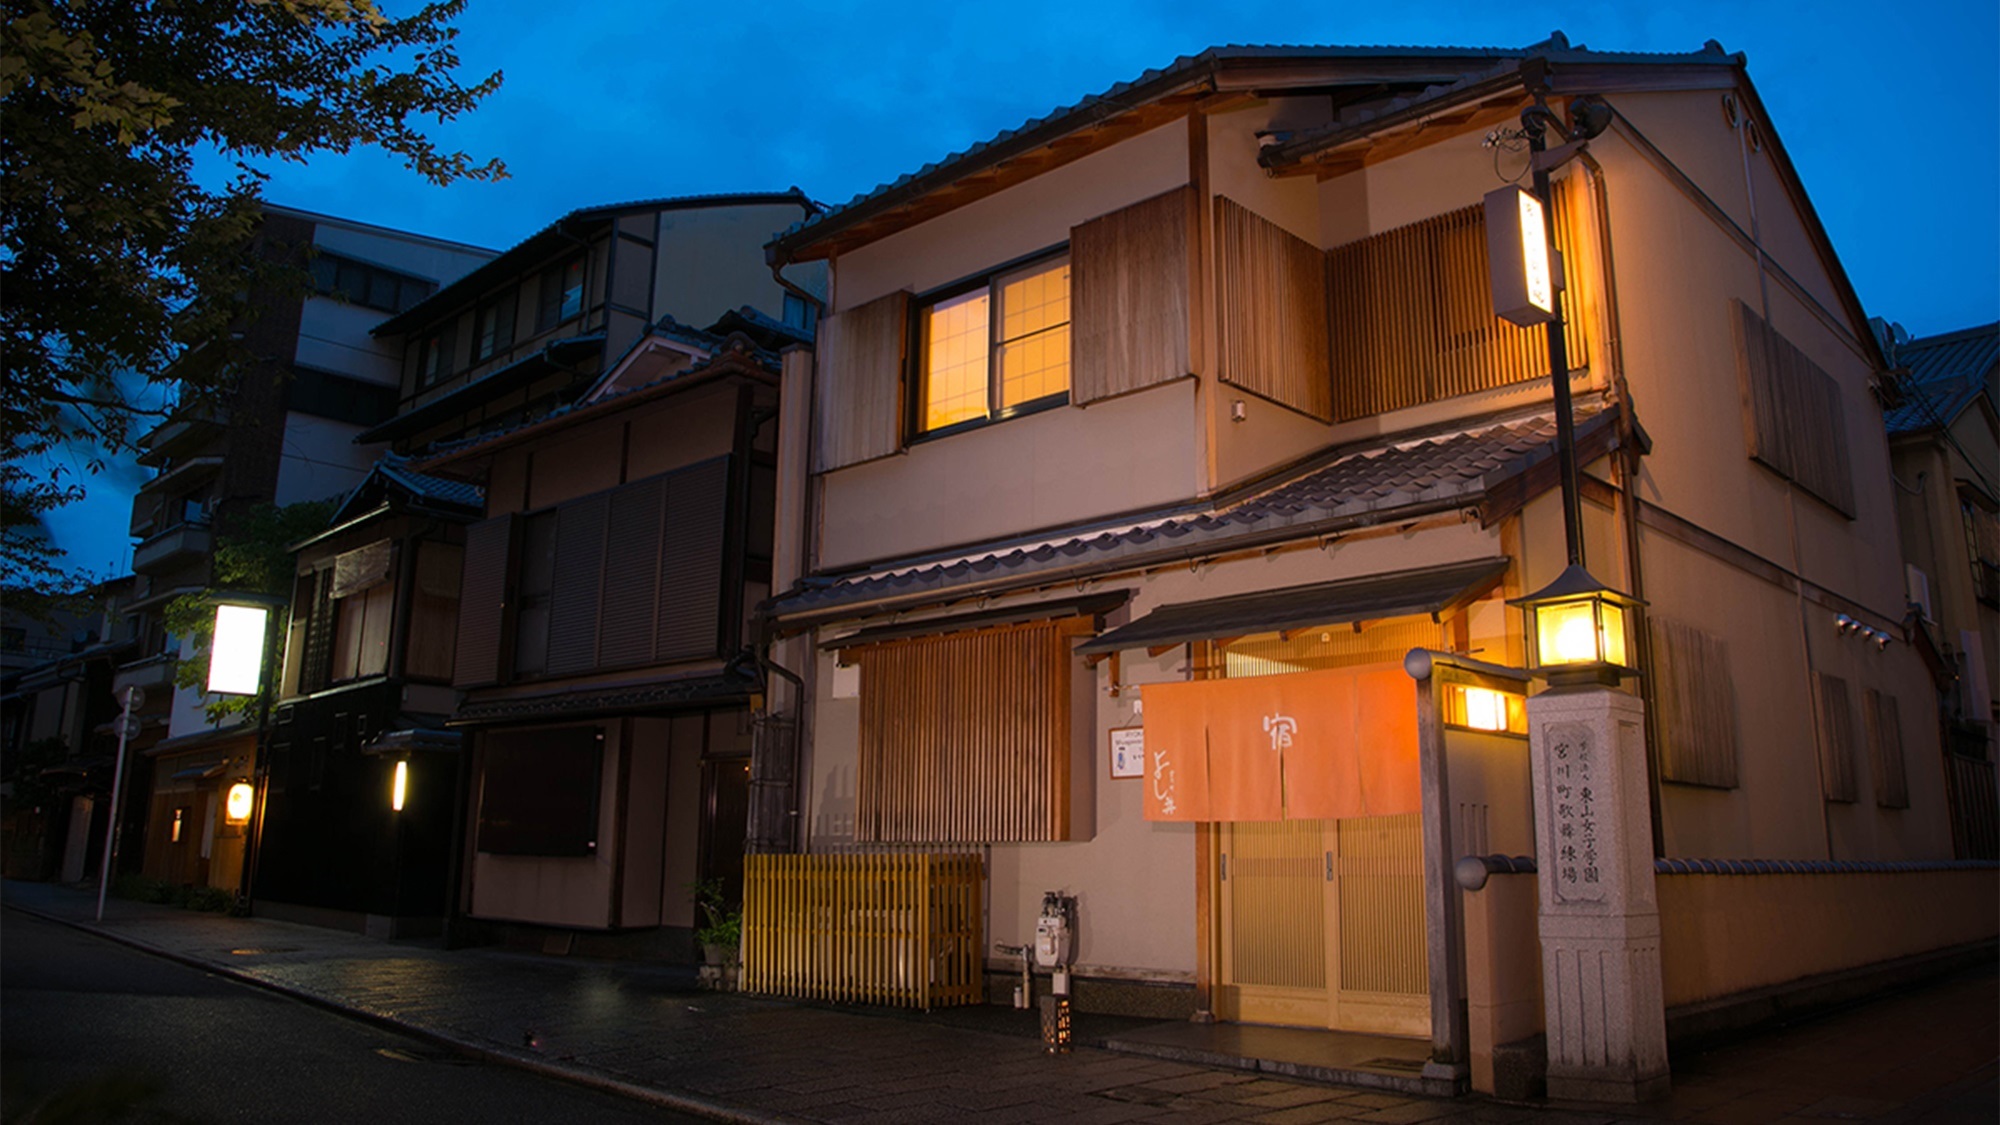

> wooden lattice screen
[849,618,1079,842]
[1326,176,1590,422]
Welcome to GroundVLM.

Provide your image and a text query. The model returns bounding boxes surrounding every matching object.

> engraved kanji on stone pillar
[1527,687,1669,1102]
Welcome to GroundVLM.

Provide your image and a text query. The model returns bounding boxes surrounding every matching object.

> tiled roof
[1886,322,1998,435]
[770,33,1739,254]
[324,456,485,528]
[451,669,757,726]
[772,403,1613,622]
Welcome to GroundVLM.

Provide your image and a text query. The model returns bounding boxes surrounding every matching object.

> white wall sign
[1109,726,1144,779]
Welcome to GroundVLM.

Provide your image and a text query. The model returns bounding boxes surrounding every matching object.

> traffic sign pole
[95,686,144,922]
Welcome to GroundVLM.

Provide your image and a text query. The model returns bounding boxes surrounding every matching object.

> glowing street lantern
[391,760,408,812]
[207,603,271,695]
[1509,565,1645,686]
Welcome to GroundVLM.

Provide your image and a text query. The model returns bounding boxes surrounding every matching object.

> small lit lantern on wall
[225,781,255,825]
[391,760,409,813]
[207,601,273,695]
[1510,565,1646,686]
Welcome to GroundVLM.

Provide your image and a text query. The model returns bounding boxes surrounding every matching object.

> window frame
[471,288,516,365]
[415,322,457,389]
[536,255,586,335]
[908,244,1072,442]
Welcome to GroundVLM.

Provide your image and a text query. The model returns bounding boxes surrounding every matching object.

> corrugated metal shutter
[453,514,515,687]
[815,290,908,470]
[598,477,665,668]
[1216,196,1331,420]
[656,456,729,661]
[1072,185,1194,404]
[546,493,608,675]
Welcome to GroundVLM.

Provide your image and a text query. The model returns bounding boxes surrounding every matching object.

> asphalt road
[0,910,697,1124]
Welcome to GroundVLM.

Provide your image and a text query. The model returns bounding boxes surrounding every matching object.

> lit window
[918,253,1070,434]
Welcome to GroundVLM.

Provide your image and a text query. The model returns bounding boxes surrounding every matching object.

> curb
[4,902,799,1125]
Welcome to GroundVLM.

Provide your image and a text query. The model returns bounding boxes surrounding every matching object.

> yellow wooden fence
[741,853,985,1009]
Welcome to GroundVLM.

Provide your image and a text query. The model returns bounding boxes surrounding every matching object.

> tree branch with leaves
[1,0,504,595]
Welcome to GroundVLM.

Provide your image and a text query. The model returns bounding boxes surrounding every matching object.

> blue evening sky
[31,0,2000,579]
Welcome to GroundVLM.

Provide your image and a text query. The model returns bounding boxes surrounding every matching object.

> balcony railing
[132,521,213,575]
[741,852,985,1010]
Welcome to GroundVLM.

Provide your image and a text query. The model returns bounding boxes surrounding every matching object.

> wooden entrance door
[1215,811,1429,1036]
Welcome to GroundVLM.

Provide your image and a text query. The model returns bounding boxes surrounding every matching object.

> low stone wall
[1457,857,2000,1097]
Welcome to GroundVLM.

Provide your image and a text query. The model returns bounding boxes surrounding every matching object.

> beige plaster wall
[816,379,1199,569]
[659,712,706,929]
[1462,872,1542,1095]
[523,429,621,511]
[1657,869,1999,1007]
[625,385,738,481]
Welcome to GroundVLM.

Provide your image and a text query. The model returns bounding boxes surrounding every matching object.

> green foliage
[164,497,336,721]
[691,877,742,951]
[1,0,505,591]
[112,872,175,903]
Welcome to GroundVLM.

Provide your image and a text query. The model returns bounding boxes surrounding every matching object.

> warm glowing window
[919,253,1070,433]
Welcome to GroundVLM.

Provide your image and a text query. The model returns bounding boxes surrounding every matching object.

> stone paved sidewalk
[3,881,1992,1125]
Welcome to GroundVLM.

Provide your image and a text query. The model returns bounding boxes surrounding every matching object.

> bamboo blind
[1215,196,1333,420]
[1326,177,1590,422]
[1336,813,1428,997]
[1864,688,1909,810]
[1226,819,1328,989]
[815,290,908,471]
[850,619,1074,843]
[1071,185,1194,404]
[1649,617,1741,789]
[1732,299,1856,517]
[740,852,985,1009]
[1814,671,1858,803]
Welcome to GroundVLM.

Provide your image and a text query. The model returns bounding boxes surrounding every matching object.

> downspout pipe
[1576,149,1665,858]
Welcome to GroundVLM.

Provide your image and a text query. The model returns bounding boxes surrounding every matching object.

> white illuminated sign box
[1485,185,1557,327]
[207,603,270,695]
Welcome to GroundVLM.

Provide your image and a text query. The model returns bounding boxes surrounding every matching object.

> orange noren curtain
[1141,663,1420,822]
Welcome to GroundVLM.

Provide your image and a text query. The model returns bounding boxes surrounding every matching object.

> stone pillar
[1526,685,1669,1102]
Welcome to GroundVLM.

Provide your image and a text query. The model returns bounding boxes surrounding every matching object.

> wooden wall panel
[1864,688,1909,810]
[453,515,515,688]
[1732,299,1856,517]
[1072,185,1194,404]
[851,619,1074,843]
[546,494,608,676]
[1215,196,1331,420]
[815,290,908,471]
[597,478,665,668]
[1813,671,1858,803]
[405,541,462,681]
[1649,617,1741,789]
[1327,178,1590,422]
[656,456,729,662]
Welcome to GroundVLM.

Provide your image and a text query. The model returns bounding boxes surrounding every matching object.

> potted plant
[691,878,741,968]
